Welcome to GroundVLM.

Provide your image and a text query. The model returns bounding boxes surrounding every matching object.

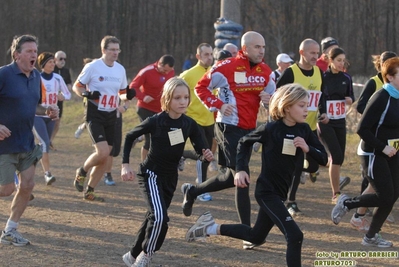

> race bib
[388,138,399,150]
[168,129,184,146]
[327,100,346,119]
[234,72,246,84]
[282,138,296,156]
[307,90,322,112]
[43,92,57,106]
[98,93,118,111]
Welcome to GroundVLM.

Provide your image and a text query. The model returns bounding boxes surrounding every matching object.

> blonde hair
[269,83,309,121]
[161,77,190,112]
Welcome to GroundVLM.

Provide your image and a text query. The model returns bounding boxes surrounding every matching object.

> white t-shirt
[77,58,128,112]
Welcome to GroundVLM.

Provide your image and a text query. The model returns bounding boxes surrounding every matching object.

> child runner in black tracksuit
[186,83,328,267]
[121,77,213,267]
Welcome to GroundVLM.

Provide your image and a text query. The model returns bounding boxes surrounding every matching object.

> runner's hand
[234,171,250,188]
[121,163,136,181]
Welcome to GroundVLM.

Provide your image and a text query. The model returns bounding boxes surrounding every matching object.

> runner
[72,35,128,202]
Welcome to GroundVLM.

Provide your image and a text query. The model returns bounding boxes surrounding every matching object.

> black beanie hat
[321,37,339,53]
[216,50,232,61]
[37,52,54,69]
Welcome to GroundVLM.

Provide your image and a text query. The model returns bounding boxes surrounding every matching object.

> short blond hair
[269,84,309,121]
[161,77,190,112]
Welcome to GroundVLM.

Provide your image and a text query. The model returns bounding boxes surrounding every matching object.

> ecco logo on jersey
[99,76,104,81]
[247,76,265,83]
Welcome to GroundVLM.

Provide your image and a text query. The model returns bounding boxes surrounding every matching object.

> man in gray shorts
[0,34,58,246]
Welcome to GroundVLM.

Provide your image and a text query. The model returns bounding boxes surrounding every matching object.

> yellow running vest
[291,64,322,131]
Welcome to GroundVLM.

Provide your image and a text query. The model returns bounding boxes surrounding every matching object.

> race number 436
[99,94,118,111]
[327,100,346,119]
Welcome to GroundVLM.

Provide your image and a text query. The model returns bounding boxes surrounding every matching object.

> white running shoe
[350,214,370,233]
[74,125,85,139]
[44,173,56,186]
[132,251,152,267]
[361,233,393,248]
[331,194,350,225]
[0,229,30,246]
[122,251,135,267]
[186,211,215,242]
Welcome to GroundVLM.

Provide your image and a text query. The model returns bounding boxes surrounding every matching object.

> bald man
[181,31,275,249]
[223,42,238,57]
[51,51,72,149]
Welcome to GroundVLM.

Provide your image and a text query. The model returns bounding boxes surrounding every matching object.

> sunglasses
[58,58,66,61]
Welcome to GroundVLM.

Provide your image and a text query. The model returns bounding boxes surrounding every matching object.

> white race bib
[282,138,296,156]
[327,100,346,119]
[168,129,184,146]
[98,93,118,111]
[307,90,322,112]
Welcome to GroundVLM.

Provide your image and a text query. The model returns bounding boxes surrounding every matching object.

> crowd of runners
[1,31,399,267]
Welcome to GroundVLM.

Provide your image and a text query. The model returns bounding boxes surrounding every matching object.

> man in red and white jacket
[181,31,275,249]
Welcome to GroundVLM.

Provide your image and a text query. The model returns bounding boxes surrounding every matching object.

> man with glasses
[72,35,128,202]
[51,51,72,150]
[127,54,175,161]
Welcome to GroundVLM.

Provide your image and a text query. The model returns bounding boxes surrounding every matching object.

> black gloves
[82,91,101,100]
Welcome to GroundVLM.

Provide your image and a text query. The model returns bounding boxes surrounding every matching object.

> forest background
[0,0,398,80]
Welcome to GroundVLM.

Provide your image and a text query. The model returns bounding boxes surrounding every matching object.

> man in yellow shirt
[179,43,214,201]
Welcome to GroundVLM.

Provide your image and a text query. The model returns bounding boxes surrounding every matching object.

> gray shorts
[0,144,42,185]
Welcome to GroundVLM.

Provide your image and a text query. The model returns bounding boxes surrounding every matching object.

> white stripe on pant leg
[196,160,202,183]
[146,170,163,255]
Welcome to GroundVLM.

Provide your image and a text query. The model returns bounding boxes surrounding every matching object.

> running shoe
[178,157,185,171]
[132,251,152,267]
[181,183,195,216]
[361,233,393,248]
[74,125,84,139]
[350,214,370,233]
[242,239,266,250]
[253,142,261,152]
[122,251,135,267]
[309,172,318,183]
[197,193,212,202]
[331,193,350,225]
[0,229,30,246]
[104,173,116,186]
[186,211,215,242]
[84,191,105,202]
[44,173,56,186]
[299,172,306,184]
[286,202,301,217]
[339,176,351,191]
[74,167,86,192]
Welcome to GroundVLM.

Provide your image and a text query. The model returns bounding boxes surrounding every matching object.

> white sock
[5,219,18,232]
[206,223,219,235]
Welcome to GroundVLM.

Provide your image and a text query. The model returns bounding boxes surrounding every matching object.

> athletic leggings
[345,154,399,236]
[221,179,303,267]
[318,123,346,165]
[189,123,252,226]
[33,116,55,153]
